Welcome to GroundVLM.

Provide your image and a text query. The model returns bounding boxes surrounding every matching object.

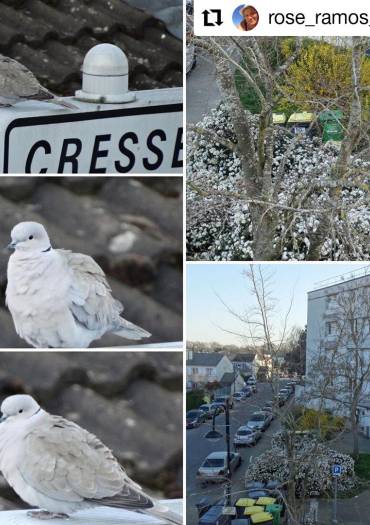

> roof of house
[0,0,182,96]
[232,353,256,363]
[186,352,224,367]
[220,372,236,385]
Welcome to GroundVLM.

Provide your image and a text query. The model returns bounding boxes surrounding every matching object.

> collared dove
[6,222,151,348]
[0,54,77,109]
[0,395,182,523]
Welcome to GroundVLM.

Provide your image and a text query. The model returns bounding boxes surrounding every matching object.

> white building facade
[305,271,370,436]
[186,351,235,390]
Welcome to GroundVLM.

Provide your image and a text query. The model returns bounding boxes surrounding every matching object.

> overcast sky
[187,262,370,345]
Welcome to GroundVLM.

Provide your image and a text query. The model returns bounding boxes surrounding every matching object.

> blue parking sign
[332,465,342,476]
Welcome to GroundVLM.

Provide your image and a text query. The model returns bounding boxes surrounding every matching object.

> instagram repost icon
[233,4,259,31]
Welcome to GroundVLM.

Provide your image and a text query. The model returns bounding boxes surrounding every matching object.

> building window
[326,321,337,336]
[206,368,213,375]
[192,367,198,374]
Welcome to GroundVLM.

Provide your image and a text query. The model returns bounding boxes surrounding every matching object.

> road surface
[186,53,221,124]
[186,382,290,525]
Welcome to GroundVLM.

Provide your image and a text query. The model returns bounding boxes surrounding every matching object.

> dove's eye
[18,409,23,413]
[28,236,33,240]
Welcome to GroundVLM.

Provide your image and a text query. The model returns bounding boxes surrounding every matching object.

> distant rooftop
[186,352,224,367]
[220,372,236,385]
[0,0,182,96]
[232,353,255,363]
[312,265,370,291]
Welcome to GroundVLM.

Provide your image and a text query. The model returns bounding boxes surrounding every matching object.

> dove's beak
[7,240,17,251]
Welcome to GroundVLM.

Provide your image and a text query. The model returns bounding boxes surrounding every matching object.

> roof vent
[75,44,136,104]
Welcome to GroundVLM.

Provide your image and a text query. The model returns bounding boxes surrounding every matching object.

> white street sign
[0,88,183,174]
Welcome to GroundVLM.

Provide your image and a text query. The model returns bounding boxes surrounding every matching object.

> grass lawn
[354,454,370,480]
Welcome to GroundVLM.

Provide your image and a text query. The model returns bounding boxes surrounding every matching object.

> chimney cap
[81,43,129,77]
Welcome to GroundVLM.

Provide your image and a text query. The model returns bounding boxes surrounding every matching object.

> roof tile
[0,0,182,95]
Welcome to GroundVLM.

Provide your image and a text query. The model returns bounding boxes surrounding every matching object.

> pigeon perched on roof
[0,54,77,109]
[6,221,151,348]
[0,394,182,523]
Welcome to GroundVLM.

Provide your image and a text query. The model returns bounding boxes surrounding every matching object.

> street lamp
[204,399,232,506]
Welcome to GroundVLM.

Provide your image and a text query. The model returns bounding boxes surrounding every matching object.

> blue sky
[187,263,369,345]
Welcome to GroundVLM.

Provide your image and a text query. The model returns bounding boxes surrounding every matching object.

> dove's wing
[19,415,153,509]
[59,250,123,333]
[0,55,52,99]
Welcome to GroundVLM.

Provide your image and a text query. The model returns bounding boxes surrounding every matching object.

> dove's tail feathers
[143,505,183,525]
[47,98,78,110]
[113,319,151,341]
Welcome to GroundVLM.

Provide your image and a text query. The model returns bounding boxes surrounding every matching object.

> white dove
[6,221,151,348]
[0,395,182,523]
[0,54,77,109]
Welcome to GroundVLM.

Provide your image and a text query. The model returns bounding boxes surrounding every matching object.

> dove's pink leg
[27,510,70,519]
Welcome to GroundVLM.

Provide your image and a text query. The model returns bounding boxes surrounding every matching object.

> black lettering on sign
[25,140,51,173]
[90,134,111,173]
[172,127,183,169]
[58,138,82,173]
[115,132,138,173]
[143,129,166,171]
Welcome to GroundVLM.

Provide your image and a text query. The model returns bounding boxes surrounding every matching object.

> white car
[233,426,262,447]
[233,392,245,402]
[197,451,242,483]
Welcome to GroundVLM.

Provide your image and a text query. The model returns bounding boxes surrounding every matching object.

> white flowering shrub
[245,432,356,497]
[187,103,370,261]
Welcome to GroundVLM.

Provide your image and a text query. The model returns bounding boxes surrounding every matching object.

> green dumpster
[265,504,283,525]
[319,110,344,143]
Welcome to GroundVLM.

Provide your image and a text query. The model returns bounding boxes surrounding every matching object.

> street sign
[332,465,342,476]
[0,88,182,174]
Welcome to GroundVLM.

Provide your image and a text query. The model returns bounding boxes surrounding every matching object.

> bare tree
[307,281,370,459]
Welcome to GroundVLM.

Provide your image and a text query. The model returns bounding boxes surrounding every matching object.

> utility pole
[225,398,231,506]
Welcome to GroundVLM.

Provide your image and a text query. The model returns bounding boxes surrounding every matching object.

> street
[186,382,288,525]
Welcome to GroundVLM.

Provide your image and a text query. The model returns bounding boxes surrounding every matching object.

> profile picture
[233,4,259,31]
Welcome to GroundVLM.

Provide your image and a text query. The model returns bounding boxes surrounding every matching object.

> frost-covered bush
[187,103,370,260]
[245,432,356,497]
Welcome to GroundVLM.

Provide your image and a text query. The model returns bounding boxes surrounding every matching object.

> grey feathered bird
[0,395,182,523]
[6,222,151,348]
[0,54,77,109]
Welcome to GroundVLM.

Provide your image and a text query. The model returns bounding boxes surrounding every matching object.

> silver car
[233,426,262,447]
[197,451,242,483]
[247,411,270,431]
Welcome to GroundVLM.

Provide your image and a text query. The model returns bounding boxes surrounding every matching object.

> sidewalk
[186,53,221,124]
[316,489,370,525]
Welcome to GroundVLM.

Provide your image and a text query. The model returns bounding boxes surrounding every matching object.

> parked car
[233,392,245,402]
[262,404,275,419]
[234,426,262,447]
[279,388,291,400]
[199,404,221,419]
[241,386,252,397]
[246,411,271,431]
[214,395,234,410]
[246,378,257,393]
[186,409,207,429]
[198,505,230,525]
[260,410,273,426]
[210,402,225,413]
[197,451,242,483]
